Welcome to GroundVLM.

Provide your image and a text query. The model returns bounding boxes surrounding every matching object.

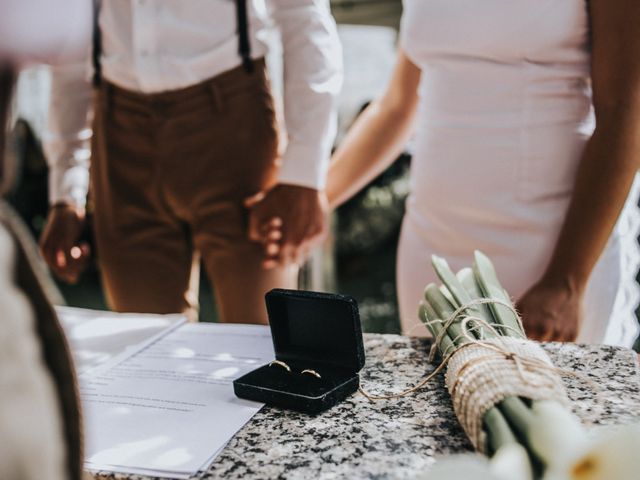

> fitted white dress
[397,0,640,346]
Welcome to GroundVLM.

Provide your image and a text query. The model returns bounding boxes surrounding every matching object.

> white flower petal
[420,448,532,480]
[529,401,587,468]
[490,444,533,480]
[567,424,640,480]
[541,469,570,480]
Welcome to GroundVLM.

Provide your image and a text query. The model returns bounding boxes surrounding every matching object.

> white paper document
[80,322,274,478]
[57,306,187,375]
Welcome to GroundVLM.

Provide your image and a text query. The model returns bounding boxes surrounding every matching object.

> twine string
[359,297,597,401]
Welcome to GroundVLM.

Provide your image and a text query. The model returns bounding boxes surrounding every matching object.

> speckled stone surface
[92,335,640,480]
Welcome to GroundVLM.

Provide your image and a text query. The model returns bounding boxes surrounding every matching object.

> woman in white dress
[326,0,640,346]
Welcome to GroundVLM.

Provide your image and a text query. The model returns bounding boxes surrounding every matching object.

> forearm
[543,108,640,290]
[269,0,342,190]
[327,99,417,208]
[44,60,93,209]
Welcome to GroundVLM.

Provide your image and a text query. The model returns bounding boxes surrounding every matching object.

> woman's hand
[517,277,584,342]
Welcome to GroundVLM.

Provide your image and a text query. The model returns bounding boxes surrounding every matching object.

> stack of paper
[58,308,274,478]
[57,306,187,375]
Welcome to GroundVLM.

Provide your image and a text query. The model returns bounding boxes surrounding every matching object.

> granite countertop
[93,334,640,480]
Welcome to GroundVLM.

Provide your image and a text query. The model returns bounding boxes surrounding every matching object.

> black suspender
[91,0,253,87]
[235,0,254,74]
[92,0,102,87]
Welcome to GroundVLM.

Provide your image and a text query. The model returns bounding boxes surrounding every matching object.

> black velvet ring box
[233,289,365,414]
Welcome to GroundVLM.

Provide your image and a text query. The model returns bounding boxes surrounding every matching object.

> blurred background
[5,0,640,349]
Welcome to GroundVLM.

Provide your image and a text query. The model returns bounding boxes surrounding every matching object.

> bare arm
[326,49,421,209]
[519,0,640,341]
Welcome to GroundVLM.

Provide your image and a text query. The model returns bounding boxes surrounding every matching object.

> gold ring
[269,360,291,372]
[301,369,321,379]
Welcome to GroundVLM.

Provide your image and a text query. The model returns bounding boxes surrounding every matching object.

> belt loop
[209,80,224,114]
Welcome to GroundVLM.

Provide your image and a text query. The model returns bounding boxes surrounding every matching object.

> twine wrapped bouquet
[412,251,639,480]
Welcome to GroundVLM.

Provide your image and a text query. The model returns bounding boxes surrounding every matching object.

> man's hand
[39,203,90,283]
[517,276,584,342]
[245,184,328,269]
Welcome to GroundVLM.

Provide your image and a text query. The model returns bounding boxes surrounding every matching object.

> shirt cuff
[48,164,89,210]
[277,143,330,191]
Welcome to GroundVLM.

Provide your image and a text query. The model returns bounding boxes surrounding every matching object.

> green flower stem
[424,283,470,347]
[456,267,501,341]
[500,397,547,479]
[432,256,488,341]
[472,251,526,338]
[483,406,518,454]
[420,302,456,357]
[498,397,536,439]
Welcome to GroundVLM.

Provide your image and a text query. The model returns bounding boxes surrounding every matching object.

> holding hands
[245,184,328,269]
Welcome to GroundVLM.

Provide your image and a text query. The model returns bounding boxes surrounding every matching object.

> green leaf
[457,267,498,340]
[431,255,487,340]
[472,250,525,338]
[424,283,470,348]
[420,301,455,357]
[431,255,474,307]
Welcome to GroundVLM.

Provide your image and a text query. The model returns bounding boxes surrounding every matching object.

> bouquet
[419,251,640,480]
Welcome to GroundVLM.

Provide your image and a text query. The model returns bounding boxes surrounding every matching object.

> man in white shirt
[39,0,342,324]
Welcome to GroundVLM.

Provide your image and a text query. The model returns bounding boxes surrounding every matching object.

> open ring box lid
[233,289,365,414]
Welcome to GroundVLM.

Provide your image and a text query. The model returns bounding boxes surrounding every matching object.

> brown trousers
[91,60,296,323]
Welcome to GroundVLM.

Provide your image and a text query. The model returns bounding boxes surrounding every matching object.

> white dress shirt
[44,0,343,209]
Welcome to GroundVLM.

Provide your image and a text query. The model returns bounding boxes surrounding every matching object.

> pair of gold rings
[269,360,322,379]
